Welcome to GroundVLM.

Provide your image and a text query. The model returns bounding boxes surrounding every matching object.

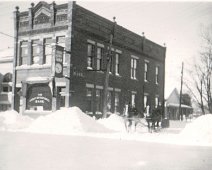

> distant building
[166,88,193,120]
[12,1,166,117]
[0,56,13,111]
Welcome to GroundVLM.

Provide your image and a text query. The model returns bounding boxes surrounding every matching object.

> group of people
[123,102,163,132]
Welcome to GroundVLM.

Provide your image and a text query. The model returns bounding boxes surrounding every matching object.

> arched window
[2,73,12,92]
[3,73,12,82]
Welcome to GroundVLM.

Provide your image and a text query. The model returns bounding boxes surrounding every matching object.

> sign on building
[55,45,64,78]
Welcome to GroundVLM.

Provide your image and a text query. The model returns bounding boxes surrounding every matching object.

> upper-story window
[131,57,138,80]
[87,43,95,69]
[20,41,28,65]
[97,47,103,71]
[32,40,40,65]
[115,53,120,75]
[144,61,149,82]
[44,38,52,65]
[155,66,159,84]
[56,36,65,63]
[109,51,114,73]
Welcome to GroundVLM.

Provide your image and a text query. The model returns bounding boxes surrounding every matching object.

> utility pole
[179,62,184,121]
[12,6,19,111]
[102,17,116,118]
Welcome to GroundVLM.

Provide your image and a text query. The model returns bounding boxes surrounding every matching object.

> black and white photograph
[0,0,212,169]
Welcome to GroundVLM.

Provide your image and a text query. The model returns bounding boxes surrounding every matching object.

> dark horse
[145,107,162,133]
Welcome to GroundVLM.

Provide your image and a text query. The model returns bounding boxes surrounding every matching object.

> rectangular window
[156,66,159,84]
[107,91,112,112]
[155,96,159,108]
[87,43,95,69]
[20,41,28,65]
[144,62,149,82]
[32,40,40,64]
[115,53,120,75]
[44,38,52,64]
[2,85,11,92]
[115,92,120,113]
[56,36,65,63]
[131,92,136,107]
[86,88,92,97]
[109,51,114,73]
[96,89,102,112]
[144,95,148,109]
[58,87,66,107]
[97,47,103,70]
[131,58,137,79]
[86,88,93,114]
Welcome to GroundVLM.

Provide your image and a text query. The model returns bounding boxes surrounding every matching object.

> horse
[124,107,144,132]
[145,107,162,133]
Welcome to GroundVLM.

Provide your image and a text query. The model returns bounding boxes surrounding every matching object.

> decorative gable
[33,2,51,25]
[34,12,50,25]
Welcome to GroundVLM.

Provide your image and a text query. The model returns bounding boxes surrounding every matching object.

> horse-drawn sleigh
[123,106,163,133]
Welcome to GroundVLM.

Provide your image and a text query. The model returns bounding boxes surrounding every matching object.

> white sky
[0,0,212,98]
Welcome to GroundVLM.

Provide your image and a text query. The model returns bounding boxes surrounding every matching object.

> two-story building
[12,1,166,117]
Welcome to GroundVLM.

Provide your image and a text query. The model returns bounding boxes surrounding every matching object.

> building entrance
[26,83,52,111]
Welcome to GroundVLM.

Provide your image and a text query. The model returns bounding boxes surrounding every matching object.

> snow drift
[0,110,33,131]
[180,114,212,144]
[25,107,113,135]
[98,114,126,132]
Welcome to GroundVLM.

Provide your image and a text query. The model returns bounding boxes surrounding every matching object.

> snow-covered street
[1,107,212,170]
[1,131,212,170]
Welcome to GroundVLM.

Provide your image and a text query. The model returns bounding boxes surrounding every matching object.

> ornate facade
[12,1,166,117]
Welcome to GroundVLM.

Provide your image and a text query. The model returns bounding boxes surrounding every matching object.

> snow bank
[25,107,113,135]
[0,110,33,131]
[180,114,212,144]
[98,114,126,132]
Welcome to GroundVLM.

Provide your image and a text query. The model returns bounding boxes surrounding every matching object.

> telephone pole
[102,17,116,118]
[179,62,184,121]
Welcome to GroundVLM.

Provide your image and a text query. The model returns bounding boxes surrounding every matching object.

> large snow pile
[180,114,212,144]
[0,110,33,131]
[98,114,126,132]
[25,107,113,135]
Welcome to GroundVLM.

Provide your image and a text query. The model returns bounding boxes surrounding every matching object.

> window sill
[131,77,138,81]
[97,70,104,74]
[87,67,93,70]
[115,74,122,78]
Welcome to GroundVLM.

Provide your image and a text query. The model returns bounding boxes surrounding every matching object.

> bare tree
[185,25,212,114]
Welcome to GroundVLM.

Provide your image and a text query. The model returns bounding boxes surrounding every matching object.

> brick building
[12,1,166,117]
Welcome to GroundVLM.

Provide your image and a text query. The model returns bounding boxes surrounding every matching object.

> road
[0,131,212,170]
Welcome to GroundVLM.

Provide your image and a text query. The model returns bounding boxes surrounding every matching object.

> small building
[166,88,193,120]
[0,56,13,111]
[12,1,166,117]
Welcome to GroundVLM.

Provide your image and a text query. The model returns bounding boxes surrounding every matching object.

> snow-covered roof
[166,103,192,109]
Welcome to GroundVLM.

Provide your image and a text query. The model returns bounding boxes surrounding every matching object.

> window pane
[87,44,92,56]
[134,59,137,68]
[144,96,147,108]
[131,58,134,67]
[86,88,92,97]
[131,93,135,107]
